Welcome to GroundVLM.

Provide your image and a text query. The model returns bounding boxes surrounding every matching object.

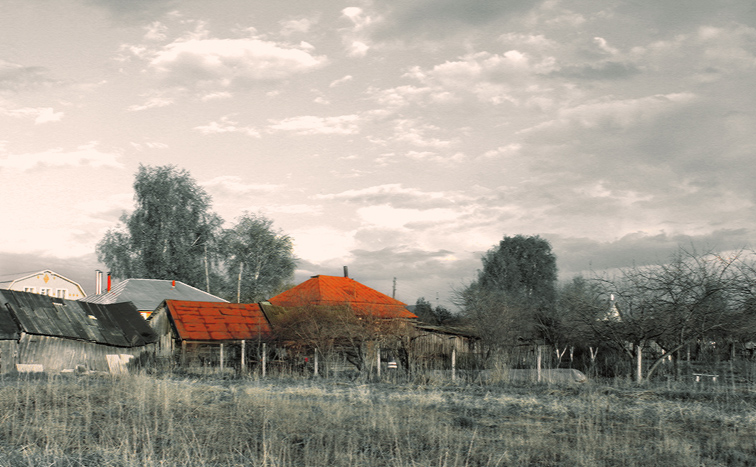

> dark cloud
[376,0,538,39]
[86,0,177,22]
[0,61,55,91]
[547,229,753,280]
[551,61,641,80]
[615,0,756,32]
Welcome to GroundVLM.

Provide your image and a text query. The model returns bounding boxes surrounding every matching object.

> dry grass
[0,373,753,466]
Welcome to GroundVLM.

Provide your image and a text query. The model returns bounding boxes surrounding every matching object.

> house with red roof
[149,300,272,371]
[265,275,417,374]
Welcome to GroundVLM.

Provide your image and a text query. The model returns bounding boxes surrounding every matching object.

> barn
[0,290,156,374]
[149,300,273,371]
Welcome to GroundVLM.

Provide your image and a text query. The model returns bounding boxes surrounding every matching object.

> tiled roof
[81,279,227,312]
[0,290,157,347]
[267,275,417,319]
[165,300,272,341]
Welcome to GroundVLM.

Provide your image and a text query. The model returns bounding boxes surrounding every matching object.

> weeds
[0,373,752,466]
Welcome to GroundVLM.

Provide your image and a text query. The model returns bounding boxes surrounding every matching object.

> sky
[1,0,755,308]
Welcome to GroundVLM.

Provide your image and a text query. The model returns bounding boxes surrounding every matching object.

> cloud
[0,60,56,91]
[551,61,641,80]
[149,37,327,88]
[279,17,317,36]
[1,106,64,123]
[329,75,353,87]
[378,0,537,39]
[0,142,123,171]
[195,116,260,137]
[340,7,377,57]
[202,175,281,197]
[316,184,470,210]
[126,96,174,111]
[549,229,755,280]
[267,114,360,135]
[86,0,177,22]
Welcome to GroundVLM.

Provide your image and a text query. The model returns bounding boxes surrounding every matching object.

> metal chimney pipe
[107,272,111,292]
[343,266,349,278]
[95,270,102,295]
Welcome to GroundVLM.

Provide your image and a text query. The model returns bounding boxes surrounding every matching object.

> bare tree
[592,248,745,383]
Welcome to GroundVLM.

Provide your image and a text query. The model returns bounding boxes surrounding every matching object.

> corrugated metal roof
[80,279,227,312]
[165,300,272,342]
[0,290,157,347]
[268,275,417,319]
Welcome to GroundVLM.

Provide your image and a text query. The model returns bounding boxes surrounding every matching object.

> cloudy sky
[1,0,755,307]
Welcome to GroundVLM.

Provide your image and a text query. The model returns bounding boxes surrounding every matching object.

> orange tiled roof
[165,300,272,341]
[268,275,417,319]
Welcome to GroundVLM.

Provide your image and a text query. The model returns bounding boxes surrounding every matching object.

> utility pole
[392,277,396,299]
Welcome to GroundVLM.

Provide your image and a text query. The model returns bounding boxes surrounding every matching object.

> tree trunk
[636,344,643,384]
[237,262,244,303]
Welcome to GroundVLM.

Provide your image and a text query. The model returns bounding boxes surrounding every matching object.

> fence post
[241,340,246,373]
[452,347,456,381]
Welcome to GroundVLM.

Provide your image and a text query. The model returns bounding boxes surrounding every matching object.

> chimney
[343,266,349,278]
[95,270,102,295]
[107,272,111,292]
[172,280,176,288]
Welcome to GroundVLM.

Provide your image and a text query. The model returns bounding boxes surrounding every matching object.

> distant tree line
[453,234,756,382]
[97,165,296,303]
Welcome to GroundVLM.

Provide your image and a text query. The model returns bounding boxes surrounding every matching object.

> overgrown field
[0,373,754,466]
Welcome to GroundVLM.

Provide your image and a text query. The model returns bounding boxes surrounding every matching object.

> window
[39,288,51,296]
[23,287,36,293]
[56,289,67,299]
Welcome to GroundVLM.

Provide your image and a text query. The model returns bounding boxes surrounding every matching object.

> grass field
[0,372,754,466]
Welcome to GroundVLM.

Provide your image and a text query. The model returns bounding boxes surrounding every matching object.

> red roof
[267,275,417,319]
[165,300,272,341]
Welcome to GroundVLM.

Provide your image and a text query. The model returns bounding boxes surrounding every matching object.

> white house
[0,270,86,300]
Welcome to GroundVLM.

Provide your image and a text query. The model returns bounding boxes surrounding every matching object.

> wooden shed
[0,290,157,374]
[149,300,273,370]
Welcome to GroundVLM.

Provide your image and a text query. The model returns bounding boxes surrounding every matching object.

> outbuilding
[0,290,156,374]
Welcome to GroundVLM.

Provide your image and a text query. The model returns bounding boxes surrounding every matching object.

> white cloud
[280,17,316,36]
[126,96,173,111]
[329,75,353,87]
[0,142,123,171]
[194,116,260,137]
[1,106,64,123]
[202,175,280,195]
[267,114,360,135]
[149,37,327,87]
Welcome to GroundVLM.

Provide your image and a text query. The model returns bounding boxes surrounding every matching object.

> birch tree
[224,212,296,303]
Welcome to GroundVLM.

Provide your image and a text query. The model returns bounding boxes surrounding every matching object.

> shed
[80,278,228,318]
[149,300,272,370]
[0,290,156,374]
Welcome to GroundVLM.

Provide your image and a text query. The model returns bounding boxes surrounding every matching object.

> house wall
[8,272,85,299]
[13,333,153,373]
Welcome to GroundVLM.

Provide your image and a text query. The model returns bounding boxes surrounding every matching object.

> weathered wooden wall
[9,333,154,373]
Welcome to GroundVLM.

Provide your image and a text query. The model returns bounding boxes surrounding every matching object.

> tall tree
[223,212,296,303]
[96,165,223,290]
[459,235,558,347]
